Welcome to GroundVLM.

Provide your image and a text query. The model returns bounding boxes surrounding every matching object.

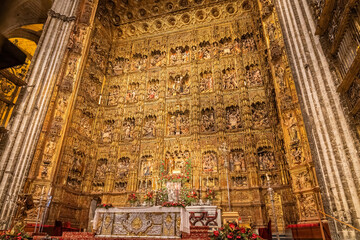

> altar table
[93,206,190,238]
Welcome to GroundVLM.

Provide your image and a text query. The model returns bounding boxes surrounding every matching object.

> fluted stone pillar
[274,0,360,239]
[0,0,80,229]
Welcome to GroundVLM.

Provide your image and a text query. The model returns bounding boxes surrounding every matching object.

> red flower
[227,234,233,239]
[252,233,259,239]
[229,223,235,229]
[236,236,241,239]
[240,227,246,233]
[213,231,219,236]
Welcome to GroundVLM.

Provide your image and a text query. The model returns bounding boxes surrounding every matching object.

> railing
[318,210,360,233]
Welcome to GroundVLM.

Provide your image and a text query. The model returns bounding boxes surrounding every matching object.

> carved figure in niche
[291,146,303,165]
[102,119,115,143]
[166,150,190,174]
[294,171,311,190]
[199,70,213,93]
[219,37,232,56]
[143,115,156,137]
[246,65,263,87]
[202,151,218,172]
[170,46,190,65]
[222,67,238,90]
[212,42,220,58]
[252,101,269,128]
[226,105,241,130]
[168,72,190,96]
[241,33,257,53]
[125,82,139,103]
[230,149,246,172]
[201,108,215,132]
[85,82,98,102]
[298,194,317,218]
[80,110,93,137]
[141,155,153,176]
[168,110,190,135]
[198,41,211,60]
[267,23,277,42]
[107,85,120,105]
[150,50,167,67]
[147,79,159,100]
[258,147,276,170]
[132,53,147,71]
[114,182,127,192]
[232,176,247,187]
[191,45,198,61]
[112,57,130,75]
[92,158,108,192]
[116,157,130,178]
[123,117,135,139]
[275,64,285,91]
[232,38,241,54]
[284,112,299,143]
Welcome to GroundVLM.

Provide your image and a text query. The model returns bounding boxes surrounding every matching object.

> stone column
[0,0,80,229]
[274,0,360,238]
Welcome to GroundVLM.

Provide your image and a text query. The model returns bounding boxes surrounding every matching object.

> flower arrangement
[159,158,192,183]
[156,188,168,204]
[181,188,198,205]
[128,193,138,203]
[211,222,263,240]
[162,201,186,208]
[96,203,113,209]
[205,188,216,201]
[144,191,154,202]
[0,224,30,240]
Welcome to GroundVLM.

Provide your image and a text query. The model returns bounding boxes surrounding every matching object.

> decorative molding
[48,9,77,22]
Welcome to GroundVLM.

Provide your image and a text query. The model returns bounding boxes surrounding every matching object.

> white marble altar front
[93,206,190,238]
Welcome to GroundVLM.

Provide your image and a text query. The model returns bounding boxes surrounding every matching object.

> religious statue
[219,36,232,56]
[284,113,299,143]
[101,123,113,143]
[232,176,248,187]
[125,82,139,103]
[241,33,257,53]
[14,194,34,223]
[201,108,215,132]
[230,149,246,172]
[169,45,190,65]
[226,105,241,129]
[123,117,135,139]
[222,67,238,90]
[107,85,120,105]
[252,101,269,128]
[143,115,156,137]
[116,157,130,178]
[258,150,276,170]
[246,65,263,87]
[168,72,190,96]
[198,41,211,60]
[199,70,214,93]
[150,50,166,67]
[147,79,159,100]
[168,110,190,135]
[202,151,218,172]
[166,181,181,202]
[132,53,147,71]
[112,57,130,75]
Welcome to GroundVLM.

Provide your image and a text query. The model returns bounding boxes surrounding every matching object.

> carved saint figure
[219,36,232,56]
[132,53,147,71]
[92,158,108,192]
[112,57,130,75]
[170,45,190,65]
[147,79,159,100]
[201,108,215,132]
[284,112,299,143]
[246,65,263,87]
[199,70,214,93]
[226,105,241,130]
[143,115,156,137]
[222,67,238,90]
[202,151,218,172]
[102,120,114,143]
[258,149,276,170]
[168,72,190,96]
[166,150,190,174]
[168,110,190,135]
[116,157,130,179]
[230,149,246,172]
[252,101,269,128]
[125,82,139,103]
[150,50,166,67]
[198,41,211,60]
[123,117,135,139]
[232,176,247,187]
[107,85,120,105]
[241,33,257,53]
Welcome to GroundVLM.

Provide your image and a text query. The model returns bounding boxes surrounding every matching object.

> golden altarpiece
[23,0,323,232]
